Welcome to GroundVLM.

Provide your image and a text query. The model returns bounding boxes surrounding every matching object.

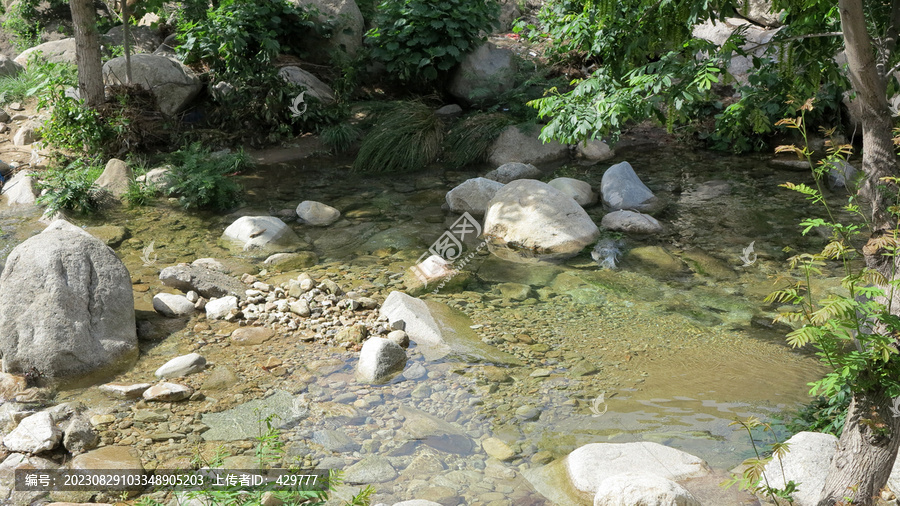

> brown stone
[231,326,275,345]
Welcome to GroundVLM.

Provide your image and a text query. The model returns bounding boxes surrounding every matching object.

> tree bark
[69,0,105,107]
[817,0,900,504]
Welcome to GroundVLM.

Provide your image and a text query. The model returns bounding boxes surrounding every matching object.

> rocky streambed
[0,143,844,505]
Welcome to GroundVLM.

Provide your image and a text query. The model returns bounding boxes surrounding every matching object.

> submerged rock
[221,216,304,257]
[379,291,520,364]
[601,210,663,235]
[296,200,341,226]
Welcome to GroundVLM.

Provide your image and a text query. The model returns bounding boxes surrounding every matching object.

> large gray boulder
[483,179,600,262]
[15,38,78,67]
[103,54,202,116]
[593,472,699,506]
[566,442,711,498]
[445,177,505,216]
[290,0,364,63]
[600,161,662,213]
[762,431,837,506]
[692,17,781,86]
[278,67,336,104]
[448,42,517,107]
[0,220,137,386]
[0,55,23,77]
[488,126,569,166]
[103,24,163,54]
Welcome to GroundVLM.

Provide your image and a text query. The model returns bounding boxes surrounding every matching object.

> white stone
[155,353,206,379]
[483,179,599,262]
[566,442,711,497]
[593,472,699,506]
[222,216,302,254]
[296,200,341,226]
[445,178,505,216]
[762,431,837,506]
[3,411,61,453]
[357,337,407,383]
[206,296,238,319]
[98,382,151,399]
[152,293,195,317]
[548,177,596,206]
[3,170,37,206]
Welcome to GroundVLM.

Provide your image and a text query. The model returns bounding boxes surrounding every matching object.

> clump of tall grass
[321,122,360,153]
[443,112,513,168]
[352,101,443,174]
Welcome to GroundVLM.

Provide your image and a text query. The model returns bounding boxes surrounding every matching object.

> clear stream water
[0,141,843,504]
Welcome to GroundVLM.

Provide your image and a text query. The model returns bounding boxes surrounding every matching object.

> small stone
[142,382,193,402]
[186,290,199,303]
[482,437,516,461]
[155,353,206,378]
[90,414,116,426]
[386,330,409,348]
[289,299,310,317]
[514,405,541,421]
[231,327,275,345]
[402,362,427,380]
[206,296,238,319]
[99,382,151,399]
[530,368,552,377]
[336,324,368,344]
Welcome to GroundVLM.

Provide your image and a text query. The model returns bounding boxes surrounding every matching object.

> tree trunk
[817,0,900,504]
[818,389,900,505]
[69,0,105,107]
[121,0,132,84]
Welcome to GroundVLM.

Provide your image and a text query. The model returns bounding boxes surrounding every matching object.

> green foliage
[766,103,900,444]
[0,55,76,104]
[367,0,500,82]
[177,0,326,78]
[785,388,850,436]
[353,101,443,173]
[524,0,851,152]
[320,122,360,153]
[175,0,333,145]
[722,417,797,505]
[163,143,246,210]
[442,112,513,168]
[122,179,157,208]
[2,0,43,50]
[35,159,105,215]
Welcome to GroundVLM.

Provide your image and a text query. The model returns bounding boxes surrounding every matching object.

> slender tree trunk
[121,0,132,84]
[818,0,900,504]
[69,0,105,107]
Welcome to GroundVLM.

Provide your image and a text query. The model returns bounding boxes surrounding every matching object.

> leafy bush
[0,56,76,103]
[367,0,500,82]
[36,159,105,215]
[353,101,443,173]
[163,143,246,210]
[2,0,43,50]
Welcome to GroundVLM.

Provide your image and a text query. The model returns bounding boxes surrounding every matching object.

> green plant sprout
[722,417,796,504]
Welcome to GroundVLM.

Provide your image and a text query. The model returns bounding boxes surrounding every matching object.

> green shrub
[367,0,500,82]
[0,56,76,103]
[163,143,246,210]
[36,159,105,215]
[2,0,42,50]
[353,101,443,173]
[320,122,360,153]
[122,180,157,208]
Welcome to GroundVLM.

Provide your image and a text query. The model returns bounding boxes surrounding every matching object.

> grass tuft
[442,112,513,168]
[352,101,443,174]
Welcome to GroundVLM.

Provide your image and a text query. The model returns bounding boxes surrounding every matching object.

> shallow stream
[0,140,845,505]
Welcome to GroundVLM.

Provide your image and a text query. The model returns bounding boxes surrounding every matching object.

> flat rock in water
[399,405,473,455]
[380,291,521,365]
[98,382,151,399]
[311,429,360,453]
[142,382,193,402]
[342,455,397,484]
[201,390,306,441]
[231,327,275,345]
